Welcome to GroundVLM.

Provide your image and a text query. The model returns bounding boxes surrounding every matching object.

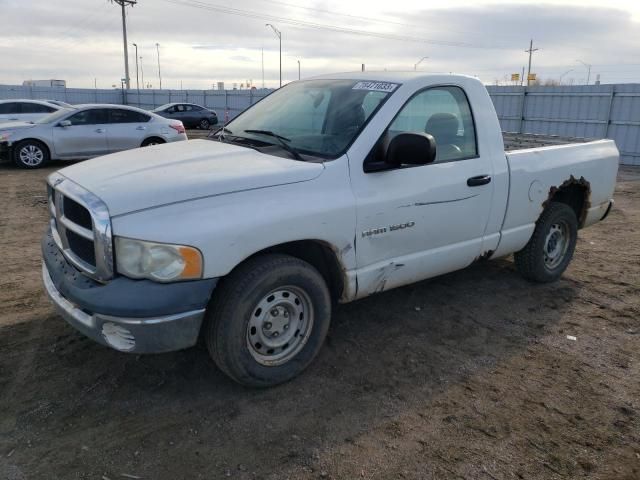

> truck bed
[503,132,589,152]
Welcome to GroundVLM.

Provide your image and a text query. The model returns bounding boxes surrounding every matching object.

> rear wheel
[141,137,165,147]
[13,140,50,169]
[204,254,332,387]
[514,202,578,283]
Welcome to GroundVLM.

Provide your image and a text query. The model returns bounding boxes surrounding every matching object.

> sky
[1,0,640,89]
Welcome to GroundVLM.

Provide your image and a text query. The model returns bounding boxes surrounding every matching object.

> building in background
[23,79,66,88]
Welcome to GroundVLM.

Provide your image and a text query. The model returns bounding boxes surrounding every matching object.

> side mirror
[385,132,437,166]
[363,132,437,173]
[58,120,71,127]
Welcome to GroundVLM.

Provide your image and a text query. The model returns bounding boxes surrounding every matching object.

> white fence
[2,83,639,165]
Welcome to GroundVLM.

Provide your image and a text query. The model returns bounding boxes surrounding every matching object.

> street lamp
[414,56,429,71]
[140,56,145,89]
[297,59,301,80]
[576,60,591,85]
[265,23,282,87]
[156,43,163,89]
[559,69,573,85]
[132,43,140,92]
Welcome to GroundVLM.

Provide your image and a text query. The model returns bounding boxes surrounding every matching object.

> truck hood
[59,139,325,216]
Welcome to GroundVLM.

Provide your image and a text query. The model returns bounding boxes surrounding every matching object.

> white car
[0,104,187,168]
[42,73,618,387]
[0,99,64,123]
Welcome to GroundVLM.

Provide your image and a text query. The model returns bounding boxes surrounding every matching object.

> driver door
[350,86,496,296]
[52,108,110,158]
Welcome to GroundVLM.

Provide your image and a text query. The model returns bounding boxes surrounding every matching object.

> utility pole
[156,43,163,89]
[525,39,539,86]
[261,47,265,89]
[265,24,281,87]
[297,60,301,80]
[111,1,137,90]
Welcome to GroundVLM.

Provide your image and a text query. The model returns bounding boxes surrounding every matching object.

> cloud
[0,0,638,88]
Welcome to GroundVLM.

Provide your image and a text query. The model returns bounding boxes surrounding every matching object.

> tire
[514,202,578,283]
[13,140,50,169]
[204,254,332,387]
[199,118,210,130]
[141,137,165,147]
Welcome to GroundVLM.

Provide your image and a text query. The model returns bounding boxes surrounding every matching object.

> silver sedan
[0,104,188,168]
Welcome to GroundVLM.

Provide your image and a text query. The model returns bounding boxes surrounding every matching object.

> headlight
[115,237,203,282]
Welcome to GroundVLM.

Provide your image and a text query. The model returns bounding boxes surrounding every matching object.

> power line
[161,0,514,50]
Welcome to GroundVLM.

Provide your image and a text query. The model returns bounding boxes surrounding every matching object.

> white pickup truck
[42,73,619,387]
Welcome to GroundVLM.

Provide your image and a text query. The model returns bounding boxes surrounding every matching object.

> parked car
[42,73,618,387]
[0,99,64,124]
[0,104,187,168]
[153,103,218,129]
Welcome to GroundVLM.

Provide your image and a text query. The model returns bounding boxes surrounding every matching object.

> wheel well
[248,240,345,303]
[546,177,590,228]
[142,136,165,146]
[14,138,51,157]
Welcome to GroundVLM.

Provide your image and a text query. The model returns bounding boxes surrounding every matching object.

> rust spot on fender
[543,175,591,227]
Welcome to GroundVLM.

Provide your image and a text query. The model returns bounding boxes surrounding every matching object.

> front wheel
[13,140,50,169]
[199,118,210,130]
[514,202,578,283]
[204,254,332,387]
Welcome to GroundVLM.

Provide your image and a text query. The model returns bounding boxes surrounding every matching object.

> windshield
[153,103,173,111]
[221,79,397,158]
[34,108,76,124]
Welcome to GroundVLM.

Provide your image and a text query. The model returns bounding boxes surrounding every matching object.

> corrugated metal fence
[2,83,639,165]
[487,84,640,166]
[0,84,270,122]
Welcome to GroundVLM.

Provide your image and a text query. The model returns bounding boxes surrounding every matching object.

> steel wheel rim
[19,145,44,166]
[246,286,314,366]
[544,221,570,269]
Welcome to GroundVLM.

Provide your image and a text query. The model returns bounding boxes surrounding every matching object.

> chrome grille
[47,172,114,282]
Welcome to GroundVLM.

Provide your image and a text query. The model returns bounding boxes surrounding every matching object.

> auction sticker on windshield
[352,81,399,92]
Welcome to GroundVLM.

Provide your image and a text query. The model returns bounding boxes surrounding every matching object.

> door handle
[95,128,105,133]
[136,126,146,130]
[467,175,492,187]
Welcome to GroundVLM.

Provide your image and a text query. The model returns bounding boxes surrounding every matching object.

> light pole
[414,56,428,71]
[132,43,140,92]
[156,43,163,89]
[576,60,591,85]
[559,69,573,85]
[297,59,300,80]
[265,23,281,87]
[140,56,144,89]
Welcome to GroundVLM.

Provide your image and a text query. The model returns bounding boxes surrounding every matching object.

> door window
[19,102,56,114]
[0,103,19,114]
[389,86,477,162]
[67,109,109,125]
[109,109,151,123]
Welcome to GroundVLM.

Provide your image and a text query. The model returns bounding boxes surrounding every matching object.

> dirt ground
[0,154,638,480]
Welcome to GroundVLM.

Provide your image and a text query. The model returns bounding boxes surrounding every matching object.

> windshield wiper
[209,126,233,139]
[243,129,303,160]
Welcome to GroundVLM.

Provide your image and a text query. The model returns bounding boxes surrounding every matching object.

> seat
[425,113,462,161]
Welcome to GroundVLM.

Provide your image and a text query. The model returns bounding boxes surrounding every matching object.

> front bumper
[42,230,217,353]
